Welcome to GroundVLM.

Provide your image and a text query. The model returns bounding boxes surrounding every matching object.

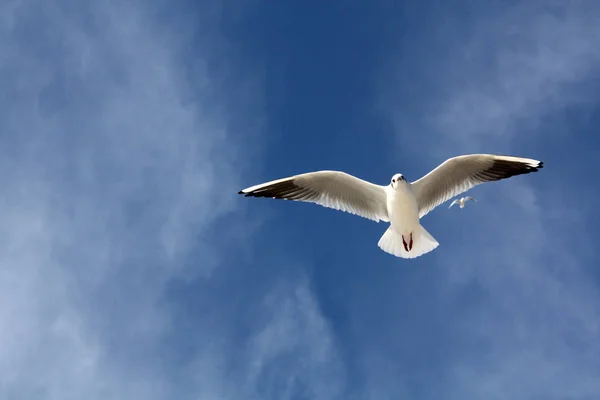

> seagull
[449,196,477,209]
[238,154,543,259]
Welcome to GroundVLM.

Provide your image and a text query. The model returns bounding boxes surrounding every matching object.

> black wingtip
[529,160,543,172]
[238,190,244,194]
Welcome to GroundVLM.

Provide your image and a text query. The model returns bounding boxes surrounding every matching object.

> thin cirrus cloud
[382,2,600,399]
[175,272,345,400]
[429,1,600,152]
[0,0,343,399]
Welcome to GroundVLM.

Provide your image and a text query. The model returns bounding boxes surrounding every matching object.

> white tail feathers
[377,224,439,259]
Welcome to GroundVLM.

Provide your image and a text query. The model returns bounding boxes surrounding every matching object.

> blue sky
[2,0,600,399]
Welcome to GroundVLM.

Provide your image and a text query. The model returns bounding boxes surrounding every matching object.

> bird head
[390,173,406,189]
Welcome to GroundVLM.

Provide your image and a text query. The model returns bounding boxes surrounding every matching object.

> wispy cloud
[429,0,600,152]
[241,275,346,399]
[0,0,344,399]
[174,272,345,400]
[382,1,600,399]
[0,0,230,397]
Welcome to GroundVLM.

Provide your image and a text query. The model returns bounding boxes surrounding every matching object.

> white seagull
[238,154,543,259]
[449,196,477,209]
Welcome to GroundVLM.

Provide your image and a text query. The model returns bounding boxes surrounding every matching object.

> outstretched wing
[239,170,389,222]
[412,154,543,218]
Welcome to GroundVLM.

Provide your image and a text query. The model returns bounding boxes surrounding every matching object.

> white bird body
[386,183,419,234]
[449,196,477,209]
[239,154,543,259]
[380,181,439,258]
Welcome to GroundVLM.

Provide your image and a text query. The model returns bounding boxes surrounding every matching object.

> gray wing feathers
[239,171,389,222]
[411,154,543,218]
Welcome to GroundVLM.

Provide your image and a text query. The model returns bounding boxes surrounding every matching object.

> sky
[1,0,600,399]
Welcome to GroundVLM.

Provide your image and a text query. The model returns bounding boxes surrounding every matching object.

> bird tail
[377,224,439,259]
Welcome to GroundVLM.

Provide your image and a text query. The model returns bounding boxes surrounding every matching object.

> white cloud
[176,272,346,400]
[0,1,220,397]
[243,275,346,400]
[429,0,600,152]
[0,1,346,398]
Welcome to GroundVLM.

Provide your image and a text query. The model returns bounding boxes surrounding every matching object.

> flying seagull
[449,196,477,209]
[238,154,543,259]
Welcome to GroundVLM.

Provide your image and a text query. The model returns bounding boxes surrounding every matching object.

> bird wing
[239,170,389,222]
[411,154,543,218]
[448,199,459,209]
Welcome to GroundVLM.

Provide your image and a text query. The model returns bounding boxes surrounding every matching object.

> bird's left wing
[239,170,389,222]
[411,154,543,218]
[448,199,459,209]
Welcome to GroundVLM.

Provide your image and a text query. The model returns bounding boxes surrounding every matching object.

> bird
[238,154,543,259]
[449,196,477,209]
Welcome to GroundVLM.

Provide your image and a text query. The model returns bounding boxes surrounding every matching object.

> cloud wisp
[0,1,346,399]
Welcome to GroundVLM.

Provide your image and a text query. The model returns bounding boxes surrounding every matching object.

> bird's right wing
[239,170,389,222]
[411,154,543,218]
[448,200,459,209]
